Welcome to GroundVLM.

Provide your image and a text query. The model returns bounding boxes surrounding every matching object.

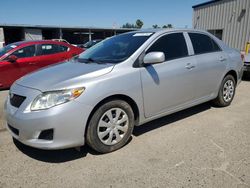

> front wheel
[86,100,134,153]
[212,75,236,107]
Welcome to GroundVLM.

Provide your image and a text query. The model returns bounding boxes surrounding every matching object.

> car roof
[127,28,209,35]
[10,40,71,47]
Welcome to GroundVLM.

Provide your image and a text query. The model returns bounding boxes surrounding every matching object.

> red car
[0,40,84,89]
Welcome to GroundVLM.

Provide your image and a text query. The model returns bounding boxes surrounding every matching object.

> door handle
[185,63,195,69]
[29,62,36,65]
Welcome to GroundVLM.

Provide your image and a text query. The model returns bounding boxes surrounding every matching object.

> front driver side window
[147,33,188,61]
[12,45,36,58]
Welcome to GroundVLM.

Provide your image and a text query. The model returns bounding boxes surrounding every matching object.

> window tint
[58,45,68,52]
[0,43,20,57]
[12,45,36,58]
[78,32,152,64]
[38,44,65,55]
[207,29,223,40]
[189,33,221,54]
[147,33,188,61]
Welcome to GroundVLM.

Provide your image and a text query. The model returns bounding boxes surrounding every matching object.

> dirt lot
[0,90,8,131]
[0,80,250,188]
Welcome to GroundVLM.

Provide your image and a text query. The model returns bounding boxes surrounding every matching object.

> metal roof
[0,23,136,31]
[192,0,223,9]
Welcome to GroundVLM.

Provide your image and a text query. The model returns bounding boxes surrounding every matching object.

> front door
[140,32,196,118]
[0,60,23,88]
[0,45,37,88]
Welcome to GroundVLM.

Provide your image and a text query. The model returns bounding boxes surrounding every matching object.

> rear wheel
[212,75,236,107]
[86,100,134,153]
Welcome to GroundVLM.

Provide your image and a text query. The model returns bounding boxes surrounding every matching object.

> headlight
[30,87,85,111]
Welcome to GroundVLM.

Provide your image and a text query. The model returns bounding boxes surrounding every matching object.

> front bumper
[4,84,93,150]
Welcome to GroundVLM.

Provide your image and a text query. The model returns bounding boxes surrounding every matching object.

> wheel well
[225,70,238,84]
[85,94,140,136]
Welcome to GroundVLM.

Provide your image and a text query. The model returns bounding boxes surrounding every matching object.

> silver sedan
[4,29,243,153]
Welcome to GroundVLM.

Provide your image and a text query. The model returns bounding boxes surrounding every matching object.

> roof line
[0,23,137,31]
[192,0,222,9]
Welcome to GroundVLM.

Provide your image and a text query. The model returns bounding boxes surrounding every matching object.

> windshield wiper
[78,58,105,64]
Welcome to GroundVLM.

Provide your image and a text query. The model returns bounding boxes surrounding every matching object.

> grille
[10,94,26,108]
[8,124,19,136]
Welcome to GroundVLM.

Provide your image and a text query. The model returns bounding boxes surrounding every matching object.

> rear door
[36,43,69,67]
[188,32,227,99]
[140,32,197,118]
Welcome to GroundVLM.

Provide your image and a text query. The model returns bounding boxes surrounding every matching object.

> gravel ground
[0,90,8,131]
[0,80,249,188]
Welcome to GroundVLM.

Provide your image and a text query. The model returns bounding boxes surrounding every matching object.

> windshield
[0,43,19,57]
[78,32,153,64]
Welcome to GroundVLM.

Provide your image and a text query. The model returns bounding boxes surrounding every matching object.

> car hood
[16,60,115,91]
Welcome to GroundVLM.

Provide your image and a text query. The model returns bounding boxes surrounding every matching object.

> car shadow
[133,102,211,136]
[14,102,211,163]
[13,138,97,163]
[13,134,133,163]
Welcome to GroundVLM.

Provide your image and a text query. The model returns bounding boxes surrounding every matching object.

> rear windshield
[0,43,19,57]
[78,32,153,64]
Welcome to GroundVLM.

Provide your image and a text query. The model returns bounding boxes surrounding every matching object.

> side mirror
[143,52,165,65]
[7,55,18,63]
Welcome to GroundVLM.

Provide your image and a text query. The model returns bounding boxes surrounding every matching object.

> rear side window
[38,44,57,55]
[58,45,69,52]
[38,44,67,55]
[189,33,221,55]
[147,33,188,61]
[12,45,36,58]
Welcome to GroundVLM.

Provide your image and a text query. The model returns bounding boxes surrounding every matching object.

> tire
[212,75,236,107]
[86,100,134,153]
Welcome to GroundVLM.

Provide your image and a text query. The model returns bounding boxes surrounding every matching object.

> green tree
[167,24,173,28]
[121,19,144,29]
[122,23,136,28]
[152,24,159,29]
[162,24,173,28]
[136,19,144,29]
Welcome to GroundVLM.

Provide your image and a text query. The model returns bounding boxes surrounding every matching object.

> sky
[0,0,206,29]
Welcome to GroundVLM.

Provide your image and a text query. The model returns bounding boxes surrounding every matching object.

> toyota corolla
[4,29,243,153]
